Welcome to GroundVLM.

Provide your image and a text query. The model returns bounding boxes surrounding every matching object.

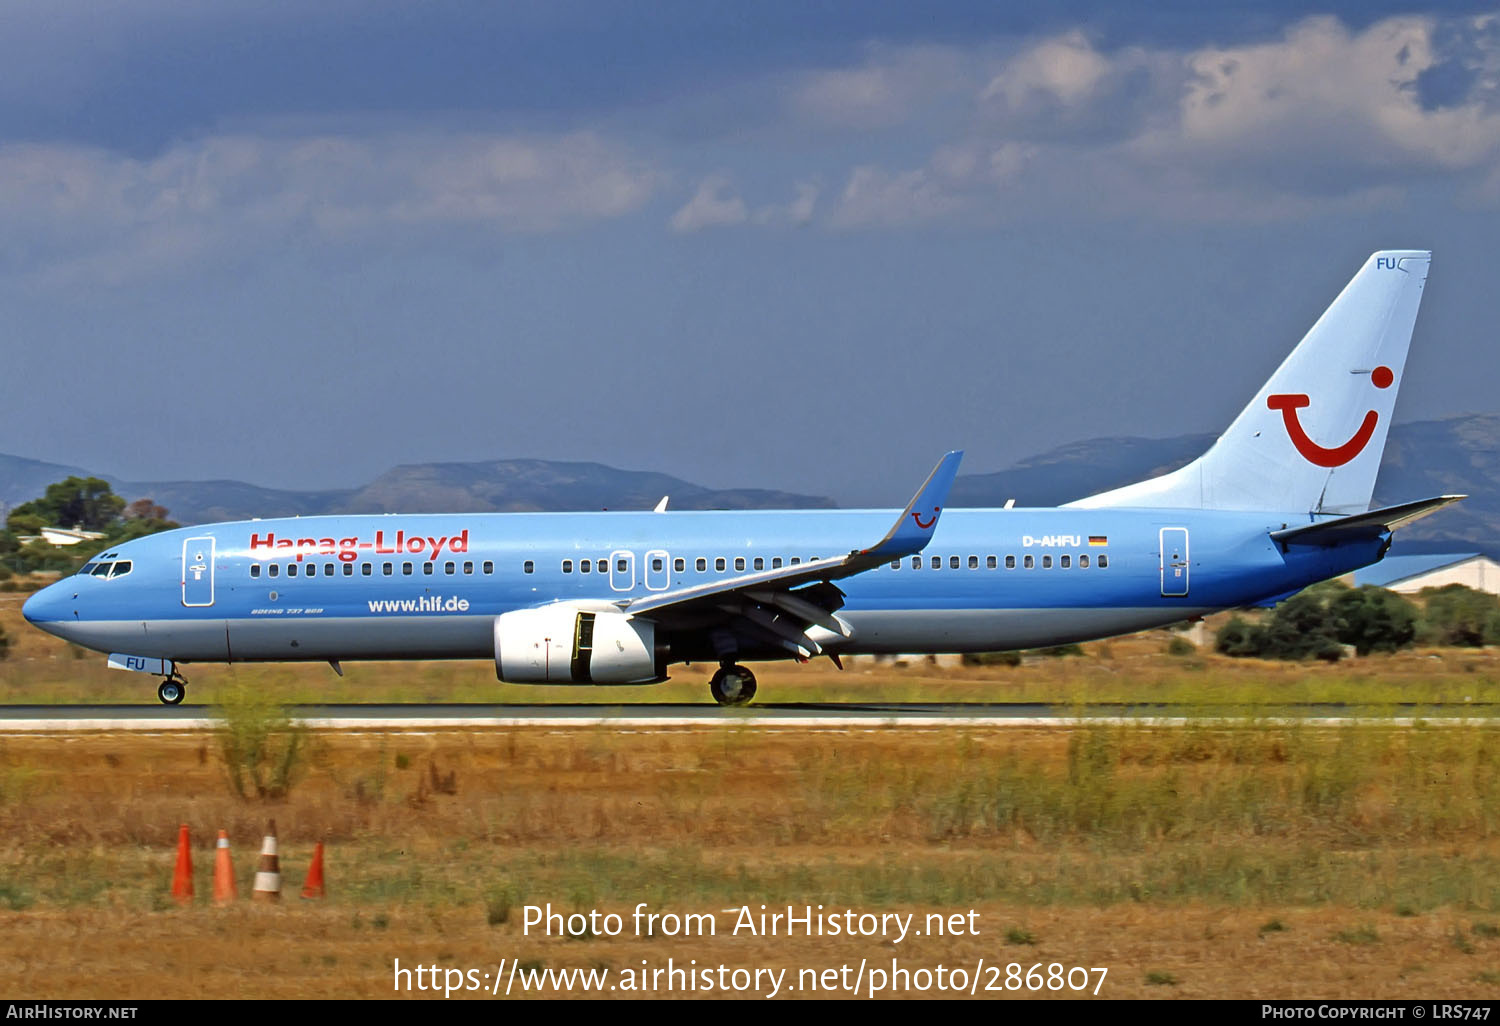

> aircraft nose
[22,581,74,626]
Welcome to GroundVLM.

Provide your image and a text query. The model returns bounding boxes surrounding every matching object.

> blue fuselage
[22,506,1383,669]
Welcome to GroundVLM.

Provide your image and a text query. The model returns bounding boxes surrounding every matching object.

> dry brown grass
[3,725,1500,998]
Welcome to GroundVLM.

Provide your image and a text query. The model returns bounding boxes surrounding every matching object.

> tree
[1214,615,1262,657]
[1254,591,1345,661]
[0,622,8,660]
[1330,586,1419,656]
[2,479,177,575]
[124,498,169,521]
[1418,585,1500,647]
[6,477,124,533]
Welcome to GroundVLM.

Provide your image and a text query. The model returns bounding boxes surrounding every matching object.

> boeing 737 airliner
[23,251,1461,704]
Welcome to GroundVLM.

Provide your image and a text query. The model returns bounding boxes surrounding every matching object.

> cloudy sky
[3,1,1499,505]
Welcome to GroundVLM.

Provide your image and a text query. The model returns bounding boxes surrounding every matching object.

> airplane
[23,250,1461,706]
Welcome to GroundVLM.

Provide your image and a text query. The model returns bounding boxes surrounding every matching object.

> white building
[1353,552,1500,596]
[21,527,107,547]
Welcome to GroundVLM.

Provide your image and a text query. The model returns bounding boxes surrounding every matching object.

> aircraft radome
[23,251,1460,705]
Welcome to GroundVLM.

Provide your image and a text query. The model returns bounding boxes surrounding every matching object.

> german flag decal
[1088,535,1108,547]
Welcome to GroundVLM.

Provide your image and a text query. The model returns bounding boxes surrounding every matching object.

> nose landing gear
[709,663,757,706]
[157,673,188,706]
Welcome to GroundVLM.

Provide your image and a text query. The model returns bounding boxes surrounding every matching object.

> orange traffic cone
[252,819,281,902]
[300,841,326,899]
[170,824,193,904]
[212,830,237,905]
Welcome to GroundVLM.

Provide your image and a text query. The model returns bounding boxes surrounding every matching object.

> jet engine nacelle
[494,606,659,684]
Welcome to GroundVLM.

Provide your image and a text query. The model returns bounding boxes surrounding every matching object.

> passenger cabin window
[987,555,997,569]
[931,556,940,570]
[715,558,726,572]
[464,561,474,574]
[1079,554,1090,568]
[674,558,685,572]
[362,563,372,576]
[269,564,280,578]
[423,562,433,575]
[950,556,960,569]
[383,563,393,576]
[287,564,298,577]
[562,560,573,573]
[911,556,921,569]
[1005,555,1016,569]
[969,556,979,569]
[1060,555,1071,568]
[403,562,413,575]
[651,557,663,572]
[324,563,334,576]
[753,557,763,571]
[1023,555,1034,569]
[790,557,800,566]
[696,558,707,572]
[250,564,261,578]
[615,558,626,573]
[772,557,782,569]
[734,557,745,571]
[343,563,353,576]
[1098,555,1109,568]
[580,559,591,573]
[483,561,494,574]
[445,561,456,575]
[1042,555,1052,569]
[890,560,900,570]
[524,561,535,574]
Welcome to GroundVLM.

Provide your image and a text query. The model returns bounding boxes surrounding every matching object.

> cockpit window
[91,562,113,576]
[110,561,132,578]
[78,563,98,575]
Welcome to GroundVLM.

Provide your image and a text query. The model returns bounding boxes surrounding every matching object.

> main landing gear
[709,663,757,706]
[157,673,188,706]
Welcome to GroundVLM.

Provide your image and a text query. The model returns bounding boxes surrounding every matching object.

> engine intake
[494,607,658,684]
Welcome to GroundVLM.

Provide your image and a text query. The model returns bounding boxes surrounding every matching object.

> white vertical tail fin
[1067,250,1430,514]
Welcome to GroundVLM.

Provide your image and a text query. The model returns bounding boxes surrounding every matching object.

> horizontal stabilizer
[1269,494,1464,547]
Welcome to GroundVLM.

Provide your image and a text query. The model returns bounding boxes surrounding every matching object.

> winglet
[858,450,963,562]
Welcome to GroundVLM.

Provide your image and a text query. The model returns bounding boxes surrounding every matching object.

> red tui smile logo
[1266,365,1394,468]
[911,508,939,530]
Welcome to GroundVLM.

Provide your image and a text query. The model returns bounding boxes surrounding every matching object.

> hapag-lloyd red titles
[249,530,471,563]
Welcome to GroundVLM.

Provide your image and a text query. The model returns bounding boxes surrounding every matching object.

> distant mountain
[0,454,94,510]
[948,434,1215,509]
[1,414,1495,556]
[327,460,835,516]
[0,454,834,524]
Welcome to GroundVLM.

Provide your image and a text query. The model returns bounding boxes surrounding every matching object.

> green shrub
[963,651,1021,667]
[1166,636,1196,657]
[1418,585,1500,647]
[1217,585,1421,661]
[214,682,311,800]
[1331,586,1418,655]
[1215,615,1261,657]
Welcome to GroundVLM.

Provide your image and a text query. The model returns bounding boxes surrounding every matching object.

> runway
[0,701,1496,732]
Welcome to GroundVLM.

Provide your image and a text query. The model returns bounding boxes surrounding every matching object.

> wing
[620,450,962,658]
